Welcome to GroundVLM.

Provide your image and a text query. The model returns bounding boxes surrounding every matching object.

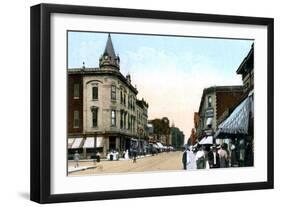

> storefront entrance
[109,136,116,150]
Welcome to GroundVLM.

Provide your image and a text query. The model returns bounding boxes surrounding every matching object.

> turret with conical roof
[99,33,120,70]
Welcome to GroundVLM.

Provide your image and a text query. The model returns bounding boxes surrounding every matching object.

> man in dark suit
[208,146,220,168]
[182,147,188,170]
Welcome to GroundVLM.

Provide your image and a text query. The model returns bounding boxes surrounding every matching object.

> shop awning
[71,138,83,149]
[83,137,95,148]
[96,137,103,148]
[68,138,75,149]
[153,144,159,149]
[156,142,164,149]
[199,136,213,145]
[215,94,253,138]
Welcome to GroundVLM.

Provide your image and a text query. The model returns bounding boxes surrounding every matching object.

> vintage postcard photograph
[67,31,254,176]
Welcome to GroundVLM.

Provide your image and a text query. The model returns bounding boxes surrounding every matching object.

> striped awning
[199,136,213,145]
[71,138,83,149]
[83,137,95,148]
[215,93,253,138]
[96,137,103,148]
[68,138,75,149]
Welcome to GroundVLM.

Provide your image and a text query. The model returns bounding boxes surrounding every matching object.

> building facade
[170,126,185,150]
[67,34,149,158]
[196,86,245,142]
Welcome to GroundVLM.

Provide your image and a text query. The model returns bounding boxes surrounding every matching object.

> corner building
[67,34,149,158]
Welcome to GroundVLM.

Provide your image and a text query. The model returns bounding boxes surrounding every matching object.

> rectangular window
[92,107,98,127]
[207,96,212,107]
[92,86,98,100]
[111,85,116,100]
[120,91,123,104]
[128,114,131,130]
[73,110,79,128]
[124,112,126,129]
[73,83,80,98]
[120,111,123,129]
[124,94,126,106]
[111,110,116,126]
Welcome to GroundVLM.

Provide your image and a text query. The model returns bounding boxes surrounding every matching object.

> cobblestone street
[68,151,183,176]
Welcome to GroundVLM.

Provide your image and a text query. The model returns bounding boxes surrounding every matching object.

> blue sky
[68,31,253,139]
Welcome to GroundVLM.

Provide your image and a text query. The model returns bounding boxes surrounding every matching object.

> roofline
[198,85,244,114]
[68,68,138,94]
[236,43,254,74]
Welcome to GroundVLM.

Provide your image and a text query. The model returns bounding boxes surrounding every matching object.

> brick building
[195,86,244,142]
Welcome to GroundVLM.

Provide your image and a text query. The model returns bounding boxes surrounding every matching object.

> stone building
[67,34,149,158]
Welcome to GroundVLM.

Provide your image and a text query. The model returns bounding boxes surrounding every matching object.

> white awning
[199,136,213,145]
[71,138,83,149]
[153,144,159,149]
[68,138,75,149]
[83,137,95,148]
[156,142,164,148]
[215,95,252,138]
[96,137,103,148]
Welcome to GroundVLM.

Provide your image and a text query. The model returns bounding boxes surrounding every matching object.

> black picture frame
[30,3,274,204]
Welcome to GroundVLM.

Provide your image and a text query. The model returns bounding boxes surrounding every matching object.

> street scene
[67,32,254,176]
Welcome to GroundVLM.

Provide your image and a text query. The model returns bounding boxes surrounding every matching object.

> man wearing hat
[208,145,220,168]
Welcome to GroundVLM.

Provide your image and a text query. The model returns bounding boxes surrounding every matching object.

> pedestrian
[245,141,254,167]
[92,150,97,165]
[187,146,197,170]
[218,145,228,168]
[74,150,80,168]
[125,149,129,160]
[196,146,206,169]
[96,151,101,163]
[133,150,137,163]
[230,143,238,167]
[208,146,220,168]
[182,147,189,170]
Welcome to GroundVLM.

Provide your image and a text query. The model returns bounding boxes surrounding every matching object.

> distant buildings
[67,34,149,158]
[170,125,185,150]
[148,118,185,150]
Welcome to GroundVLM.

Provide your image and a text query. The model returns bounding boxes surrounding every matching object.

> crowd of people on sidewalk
[182,142,253,170]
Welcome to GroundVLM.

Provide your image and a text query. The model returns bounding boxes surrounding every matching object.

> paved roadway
[68,151,183,176]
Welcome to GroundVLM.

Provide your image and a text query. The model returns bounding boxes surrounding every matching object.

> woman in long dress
[187,147,197,170]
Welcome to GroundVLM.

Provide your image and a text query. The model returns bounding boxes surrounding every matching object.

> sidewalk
[68,154,154,163]
[68,166,96,174]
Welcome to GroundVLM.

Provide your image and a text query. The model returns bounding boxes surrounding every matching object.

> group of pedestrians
[182,144,229,170]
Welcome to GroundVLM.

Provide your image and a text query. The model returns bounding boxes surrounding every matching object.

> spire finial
[99,33,120,70]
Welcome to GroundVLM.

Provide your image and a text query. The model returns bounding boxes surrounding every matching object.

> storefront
[215,91,254,167]
[82,137,104,159]
[68,137,83,159]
